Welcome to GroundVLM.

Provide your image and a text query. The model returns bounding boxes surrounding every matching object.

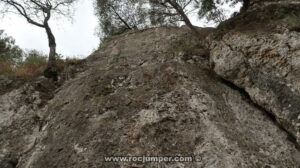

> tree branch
[3,0,45,27]
[108,3,132,30]
[164,0,200,35]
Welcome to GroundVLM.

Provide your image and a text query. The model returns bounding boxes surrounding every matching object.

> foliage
[96,0,149,38]
[0,31,80,79]
[0,0,78,77]
[197,0,244,22]
[148,0,186,26]
[0,30,23,65]
[95,0,245,38]
[95,0,196,38]
[23,50,48,64]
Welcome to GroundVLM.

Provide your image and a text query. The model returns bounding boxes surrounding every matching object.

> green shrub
[23,50,47,64]
[0,30,23,65]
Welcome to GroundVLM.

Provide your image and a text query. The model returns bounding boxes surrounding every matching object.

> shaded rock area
[0,76,25,96]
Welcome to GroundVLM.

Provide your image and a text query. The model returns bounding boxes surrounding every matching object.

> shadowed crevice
[219,77,300,150]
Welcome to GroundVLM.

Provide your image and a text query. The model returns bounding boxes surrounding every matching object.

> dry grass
[0,57,82,80]
[66,58,81,65]
[56,58,81,72]
[14,63,46,79]
[56,59,67,72]
[0,62,14,76]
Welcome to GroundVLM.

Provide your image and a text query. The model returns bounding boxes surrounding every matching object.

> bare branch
[108,3,132,30]
[2,0,45,27]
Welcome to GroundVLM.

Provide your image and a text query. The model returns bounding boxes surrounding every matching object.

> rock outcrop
[208,0,300,146]
[1,1,300,167]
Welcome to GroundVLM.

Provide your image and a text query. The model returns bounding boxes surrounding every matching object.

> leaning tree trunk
[45,24,56,67]
[43,23,58,81]
[240,0,250,12]
[165,0,200,36]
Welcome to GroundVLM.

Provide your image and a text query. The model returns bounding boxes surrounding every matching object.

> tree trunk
[45,24,56,67]
[48,45,56,67]
[43,23,58,81]
[165,0,200,36]
[241,0,250,12]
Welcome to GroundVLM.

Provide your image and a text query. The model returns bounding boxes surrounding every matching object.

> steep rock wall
[208,0,300,145]
[0,27,299,168]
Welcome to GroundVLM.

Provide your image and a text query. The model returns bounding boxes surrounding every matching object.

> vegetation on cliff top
[0,30,81,79]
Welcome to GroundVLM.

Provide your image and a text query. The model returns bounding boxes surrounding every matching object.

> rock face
[0,26,299,168]
[208,1,300,146]
[209,28,300,146]
[1,2,300,167]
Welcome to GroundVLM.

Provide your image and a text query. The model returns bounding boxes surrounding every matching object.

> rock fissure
[219,77,300,150]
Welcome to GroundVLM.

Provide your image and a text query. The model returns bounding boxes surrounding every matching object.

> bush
[0,30,23,65]
[8,50,48,78]
[0,43,83,80]
[0,31,48,79]
[23,50,48,64]
[0,49,47,79]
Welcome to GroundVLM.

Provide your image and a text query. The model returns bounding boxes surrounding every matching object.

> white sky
[0,1,241,59]
[0,0,99,58]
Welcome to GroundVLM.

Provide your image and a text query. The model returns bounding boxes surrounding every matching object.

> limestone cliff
[0,1,300,167]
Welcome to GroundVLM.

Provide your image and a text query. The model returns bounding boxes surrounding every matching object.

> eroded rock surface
[0,26,299,168]
[208,2,300,145]
[1,2,300,166]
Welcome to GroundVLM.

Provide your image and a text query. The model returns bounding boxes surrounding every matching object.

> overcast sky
[0,1,241,59]
[0,0,99,58]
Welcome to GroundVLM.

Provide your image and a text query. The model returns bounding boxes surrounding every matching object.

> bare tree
[149,0,200,35]
[165,0,200,35]
[0,0,77,80]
